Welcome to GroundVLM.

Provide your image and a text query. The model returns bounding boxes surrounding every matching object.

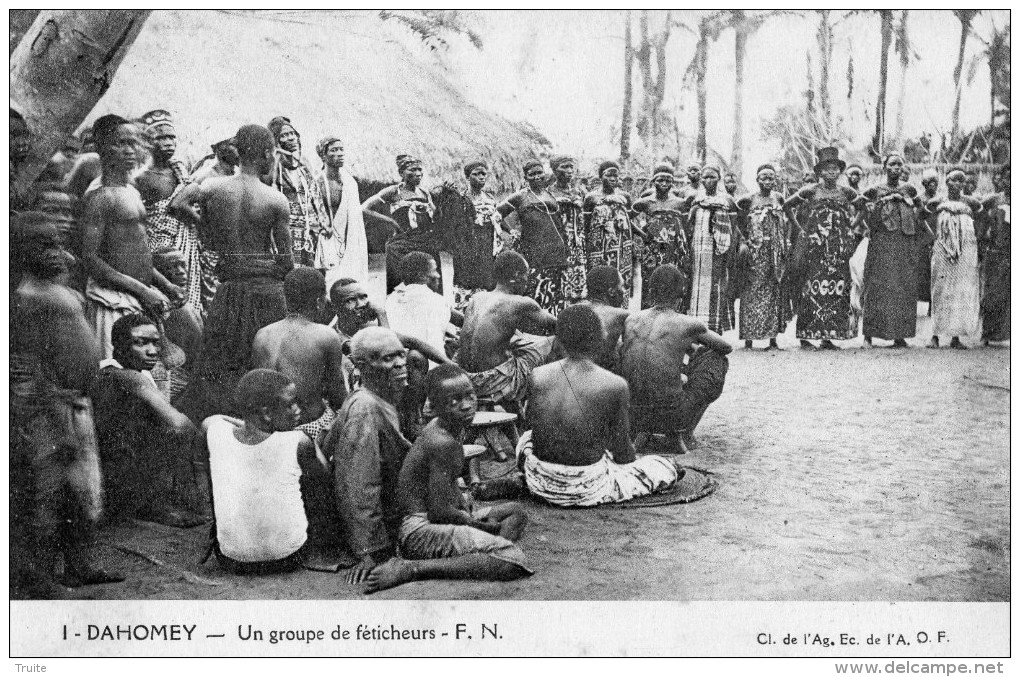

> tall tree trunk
[10,10,151,192]
[871,10,893,158]
[892,11,909,144]
[620,10,633,161]
[731,12,746,179]
[695,25,708,164]
[950,12,975,140]
[817,10,832,136]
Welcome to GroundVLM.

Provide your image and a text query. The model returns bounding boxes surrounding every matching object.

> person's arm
[517,299,558,336]
[79,192,170,309]
[425,441,500,533]
[692,326,733,355]
[361,187,399,229]
[269,194,295,271]
[448,308,465,328]
[168,181,203,225]
[127,372,196,437]
[150,268,185,304]
[323,333,349,412]
[396,332,453,365]
[608,380,636,465]
[495,192,518,220]
[296,435,327,475]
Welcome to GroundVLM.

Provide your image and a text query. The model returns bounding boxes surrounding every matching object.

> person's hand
[346,553,384,585]
[139,286,170,313]
[165,284,186,305]
[442,180,458,193]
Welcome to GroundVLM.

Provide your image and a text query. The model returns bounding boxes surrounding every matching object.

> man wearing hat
[267,116,325,268]
[314,135,369,287]
[137,109,216,314]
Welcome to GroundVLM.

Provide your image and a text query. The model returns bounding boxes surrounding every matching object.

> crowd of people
[9,106,1010,598]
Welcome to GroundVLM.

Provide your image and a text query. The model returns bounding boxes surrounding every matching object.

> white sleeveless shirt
[208,418,307,562]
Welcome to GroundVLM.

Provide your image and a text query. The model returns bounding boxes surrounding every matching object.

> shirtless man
[314,135,369,285]
[580,265,630,372]
[179,124,293,418]
[621,264,731,452]
[519,304,678,507]
[79,114,182,358]
[457,251,557,412]
[11,213,124,596]
[365,364,531,593]
[252,268,347,446]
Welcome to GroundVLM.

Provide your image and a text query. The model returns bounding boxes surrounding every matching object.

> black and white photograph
[8,7,1011,662]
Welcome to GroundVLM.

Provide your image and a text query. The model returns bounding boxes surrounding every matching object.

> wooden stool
[464,411,518,485]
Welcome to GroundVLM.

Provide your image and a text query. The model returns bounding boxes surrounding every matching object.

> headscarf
[755,163,776,176]
[652,163,675,181]
[522,159,543,174]
[550,155,575,172]
[268,116,298,143]
[598,160,621,177]
[139,109,174,136]
[846,163,864,173]
[701,165,721,178]
[947,166,967,179]
[316,136,343,159]
[882,153,904,167]
[463,159,488,177]
[397,154,422,173]
[921,168,938,181]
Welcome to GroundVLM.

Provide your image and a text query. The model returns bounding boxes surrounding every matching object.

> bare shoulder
[17,280,83,316]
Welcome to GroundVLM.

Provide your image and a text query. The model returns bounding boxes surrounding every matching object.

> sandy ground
[66,295,1010,602]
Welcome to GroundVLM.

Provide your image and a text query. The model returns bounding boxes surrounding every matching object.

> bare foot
[927,337,939,349]
[767,339,781,351]
[681,432,698,451]
[744,340,753,350]
[365,558,416,594]
[891,339,908,349]
[862,337,873,349]
[800,340,814,350]
[819,340,841,350]
[950,337,968,350]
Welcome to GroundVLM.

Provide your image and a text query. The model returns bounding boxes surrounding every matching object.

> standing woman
[496,160,570,314]
[682,165,741,334]
[861,153,923,348]
[451,159,506,310]
[267,116,325,268]
[783,148,864,350]
[583,160,642,301]
[845,164,865,192]
[981,164,1010,345]
[363,154,442,295]
[547,155,588,304]
[925,168,983,349]
[632,164,688,309]
[736,163,790,349]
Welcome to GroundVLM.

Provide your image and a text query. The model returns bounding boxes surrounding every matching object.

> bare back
[527,359,633,466]
[251,317,347,421]
[584,301,629,371]
[201,174,291,256]
[621,308,704,404]
[458,290,551,372]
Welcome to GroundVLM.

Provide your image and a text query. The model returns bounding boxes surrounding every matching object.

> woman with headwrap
[783,148,865,349]
[735,163,791,349]
[915,168,942,304]
[267,116,325,268]
[313,136,369,289]
[546,155,588,303]
[583,160,643,301]
[632,163,688,309]
[495,159,570,314]
[448,159,507,310]
[860,153,923,348]
[923,168,983,349]
[980,164,1010,345]
[363,154,443,295]
[681,165,740,334]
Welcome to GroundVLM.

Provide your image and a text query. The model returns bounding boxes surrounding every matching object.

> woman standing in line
[783,148,865,350]
[584,160,643,302]
[632,163,689,309]
[736,163,790,350]
[980,164,1010,346]
[546,155,589,305]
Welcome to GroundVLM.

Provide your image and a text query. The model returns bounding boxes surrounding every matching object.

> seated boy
[201,369,326,574]
[364,364,532,593]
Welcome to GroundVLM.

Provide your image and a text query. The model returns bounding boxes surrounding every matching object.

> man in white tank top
[200,369,325,574]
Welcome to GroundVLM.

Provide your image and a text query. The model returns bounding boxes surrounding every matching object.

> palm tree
[815,10,833,134]
[892,11,918,144]
[871,10,894,157]
[634,10,675,159]
[682,12,726,164]
[620,10,634,161]
[950,10,981,140]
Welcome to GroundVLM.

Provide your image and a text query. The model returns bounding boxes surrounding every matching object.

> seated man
[366,364,531,593]
[519,304,678,507]
[324,327,413,579]
[457,251,557,412]
[92,314,204,527]
[579,265,630,372]
[11,212,123,595]
[330,276,447,438]
[385,251,464,363]
[621,264,731,452]
[252,268,347,447]
[151,246,203,403]
[200,369,325,574]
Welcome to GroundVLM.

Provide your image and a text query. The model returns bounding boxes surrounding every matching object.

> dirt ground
[68,300,1010,603]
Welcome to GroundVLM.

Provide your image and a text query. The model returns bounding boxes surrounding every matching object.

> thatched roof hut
[84,10,551,194]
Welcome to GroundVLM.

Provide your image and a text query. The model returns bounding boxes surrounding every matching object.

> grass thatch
[85,10,551,193]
